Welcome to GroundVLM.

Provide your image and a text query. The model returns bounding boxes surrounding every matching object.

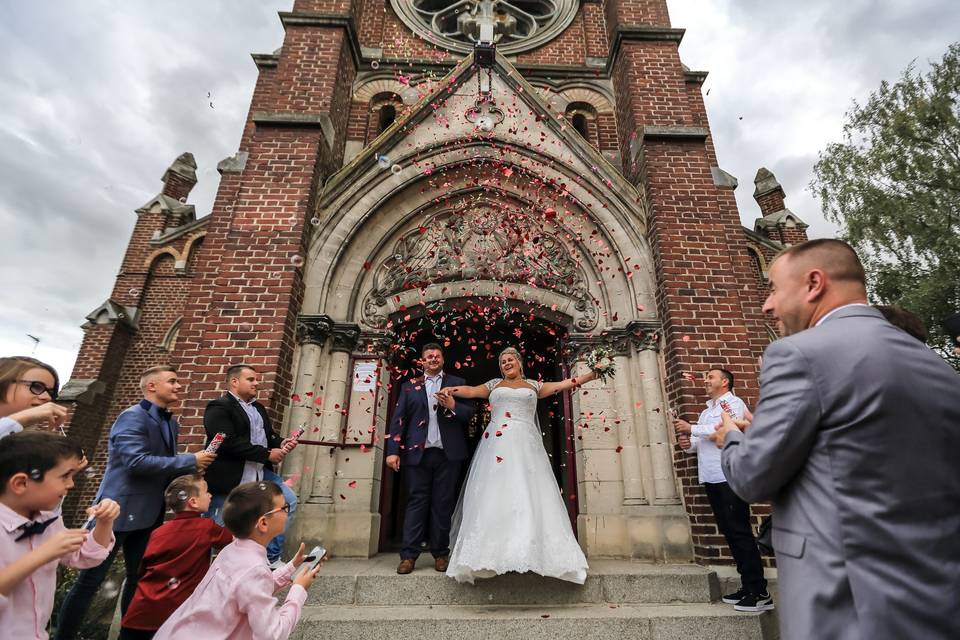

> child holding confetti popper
[153,481,323,640]
[0,432,118,640]
[119,474,233,640]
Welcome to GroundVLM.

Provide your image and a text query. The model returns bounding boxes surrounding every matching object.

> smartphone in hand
[302,545,327,571]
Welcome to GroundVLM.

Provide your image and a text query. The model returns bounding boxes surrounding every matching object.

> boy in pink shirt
[0,431,118,639]
[154,481,322,640]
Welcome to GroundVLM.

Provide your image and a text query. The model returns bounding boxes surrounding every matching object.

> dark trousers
[401,448,462,560]
[119,629,156,640]
[54,524,157,640]
[704,481,767,594]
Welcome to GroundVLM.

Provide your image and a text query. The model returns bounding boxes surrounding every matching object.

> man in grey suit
[715,239,960,640]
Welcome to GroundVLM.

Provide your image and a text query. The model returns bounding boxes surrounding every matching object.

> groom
[386,342,475,574]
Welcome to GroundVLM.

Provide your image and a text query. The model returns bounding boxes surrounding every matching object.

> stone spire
[752,167,809,246]
[161,152,198,203]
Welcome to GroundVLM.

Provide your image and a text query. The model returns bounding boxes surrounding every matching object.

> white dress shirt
[231,393,268,483]
[0,417,23,440]
[815,303,872,327]
[424,372,444,449]
[685,391,747,484]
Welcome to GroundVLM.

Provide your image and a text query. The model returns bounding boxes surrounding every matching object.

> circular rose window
[391,0,579,55]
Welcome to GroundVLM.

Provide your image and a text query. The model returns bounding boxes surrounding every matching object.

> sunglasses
[262,502,292,518]
[18,380,58,400]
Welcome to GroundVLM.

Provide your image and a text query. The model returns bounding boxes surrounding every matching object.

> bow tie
[14,515,59,541]
[158,408,173,422]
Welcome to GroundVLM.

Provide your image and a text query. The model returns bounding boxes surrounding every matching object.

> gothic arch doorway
[377,299,578,552]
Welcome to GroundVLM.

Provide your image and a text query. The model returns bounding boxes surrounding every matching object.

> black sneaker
[734,591,775,612]
[721,588,748,605]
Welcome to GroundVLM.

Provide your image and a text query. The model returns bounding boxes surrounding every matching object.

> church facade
[61,0,808,566]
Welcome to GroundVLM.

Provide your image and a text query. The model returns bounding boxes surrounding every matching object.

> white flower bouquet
[585,346,617,382]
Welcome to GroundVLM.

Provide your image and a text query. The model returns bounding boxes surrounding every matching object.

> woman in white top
[437,348,596,584]
[0,356,66,440]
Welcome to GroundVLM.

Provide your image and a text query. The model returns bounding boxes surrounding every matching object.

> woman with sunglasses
[0,356,67,440]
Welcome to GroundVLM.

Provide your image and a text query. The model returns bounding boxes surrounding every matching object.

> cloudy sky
[1,1,957,382]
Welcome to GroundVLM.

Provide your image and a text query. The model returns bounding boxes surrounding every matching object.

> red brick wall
[755,189,786,216]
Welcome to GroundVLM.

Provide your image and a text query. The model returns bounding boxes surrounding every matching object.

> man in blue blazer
[55,365,215,640]
[386,343,475,574]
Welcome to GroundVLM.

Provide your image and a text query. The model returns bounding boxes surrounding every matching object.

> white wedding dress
[446,379,588,584]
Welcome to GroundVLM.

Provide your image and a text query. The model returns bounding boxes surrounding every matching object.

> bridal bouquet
[585,346,617,382]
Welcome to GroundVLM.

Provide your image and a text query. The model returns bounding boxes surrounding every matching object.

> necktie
[14,515,60,541]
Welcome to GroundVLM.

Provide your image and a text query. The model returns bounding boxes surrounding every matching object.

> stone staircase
[292,555,779,640]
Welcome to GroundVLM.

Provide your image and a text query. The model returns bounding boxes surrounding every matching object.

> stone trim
[251,53,279,68]
[57,379,106,405]
[297,314,335,345]
[331,323,361,353]
[566,320,662,359]
[251,112,334,150]
[355,331,392,358]
[641,126,709,141]
[277,12,362,66]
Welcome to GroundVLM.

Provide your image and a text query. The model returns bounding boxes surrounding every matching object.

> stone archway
[280,55,693,561]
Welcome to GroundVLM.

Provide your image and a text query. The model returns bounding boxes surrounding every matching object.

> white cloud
[1,1,956,380]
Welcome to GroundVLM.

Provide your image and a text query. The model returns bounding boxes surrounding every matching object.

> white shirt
[685,391,747,484]
[231,393,267,483]
[815,303,871,327]
[0,417,23,440]
[424,372,444,449]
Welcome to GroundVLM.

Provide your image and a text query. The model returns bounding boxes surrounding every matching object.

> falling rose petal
[615,446,623,453]
[349,480,358,488]
[496,456,503,463]
[291,394,301,402]
[340,494,346,500]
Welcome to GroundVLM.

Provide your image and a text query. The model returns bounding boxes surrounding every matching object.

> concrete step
[310,556,721,606]
[292,603,780,640]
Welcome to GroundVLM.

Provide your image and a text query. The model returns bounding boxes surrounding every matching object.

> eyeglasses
[262,503,291,518]
[17,380,58,400]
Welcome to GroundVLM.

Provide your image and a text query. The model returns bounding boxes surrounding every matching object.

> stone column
[606,339,648,506]
[637,339,680,505]
[284,315,333,500]
[309,323,359,503]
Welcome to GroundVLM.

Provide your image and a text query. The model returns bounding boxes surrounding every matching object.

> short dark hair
[225,364,256,384]
[0,431,85,494]
[710,367,735,391]
[420,342,443,356]
[222,481,282,538]
[165,474,204,512]
[875,305,929,343]
[776,239,866,285]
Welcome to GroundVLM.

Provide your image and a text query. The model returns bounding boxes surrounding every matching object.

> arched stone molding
[746,245,768,280]
[303,142,656,327]
[158,316,182,352]
[142,231,206,274]
[354,76,432,106]
[557,86,614,114]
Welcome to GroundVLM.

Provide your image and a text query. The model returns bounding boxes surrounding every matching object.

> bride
[436,347,597,585]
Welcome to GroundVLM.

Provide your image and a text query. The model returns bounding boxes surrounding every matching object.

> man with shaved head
[715,239,960,640]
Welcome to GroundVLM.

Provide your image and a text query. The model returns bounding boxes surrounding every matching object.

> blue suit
[386,373,475,560]
[95,401,197,531]
[55,400,197,640]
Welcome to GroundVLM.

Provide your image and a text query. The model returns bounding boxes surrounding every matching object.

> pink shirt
[154,538,307,640]
[0,503,114,640]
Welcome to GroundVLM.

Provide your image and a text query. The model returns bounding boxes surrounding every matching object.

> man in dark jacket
[203,364,297,562]
[385,343,475,574]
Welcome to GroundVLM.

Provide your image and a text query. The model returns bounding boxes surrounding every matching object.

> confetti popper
[290,427,305,440]
[205,432,226,454]
[718,400,737,419]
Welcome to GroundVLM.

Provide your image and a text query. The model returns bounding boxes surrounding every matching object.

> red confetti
[348,480,358,488]
[615,446,623,453]
[291,394,301,402]
[496,456,503,463]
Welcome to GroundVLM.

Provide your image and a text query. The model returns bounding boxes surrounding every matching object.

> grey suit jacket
[722,305,960,640]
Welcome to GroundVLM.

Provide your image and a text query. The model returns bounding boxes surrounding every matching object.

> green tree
[813,42,960,366]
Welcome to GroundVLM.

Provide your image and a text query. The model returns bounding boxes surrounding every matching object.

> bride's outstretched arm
[442,384,491,400]
[538,370,598,398]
